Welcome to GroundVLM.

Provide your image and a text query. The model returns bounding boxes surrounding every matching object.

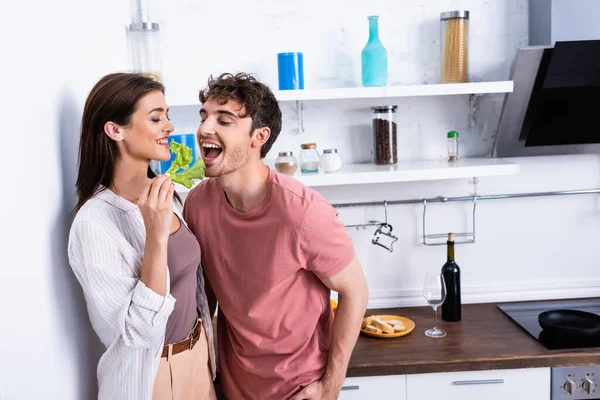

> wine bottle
[442,233,461,322]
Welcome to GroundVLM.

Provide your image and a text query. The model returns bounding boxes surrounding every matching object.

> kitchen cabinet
[339,368,550,399]
[406,367,550,400]
[338,375,407,400]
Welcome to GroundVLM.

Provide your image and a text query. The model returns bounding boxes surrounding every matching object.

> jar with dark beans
[371,106,398,164]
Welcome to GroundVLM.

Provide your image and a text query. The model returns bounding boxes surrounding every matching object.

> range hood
[494,40,600,157]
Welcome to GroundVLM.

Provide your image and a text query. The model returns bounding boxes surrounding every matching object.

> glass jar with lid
[372,106,398,164]
[440,11,469,83]
[320,149,343,173]
[275,151,298,175]
[299,143,320,173]
[447,130,459,161]
[127,0,163,85]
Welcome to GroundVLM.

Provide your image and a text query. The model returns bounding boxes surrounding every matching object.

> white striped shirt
[68,187,216,400]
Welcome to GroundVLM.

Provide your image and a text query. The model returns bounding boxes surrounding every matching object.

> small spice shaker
[372,106,398,164]
[275,151,298,175]
[320,149,343,173]
[299,143,320,173]
[447,130,459,161]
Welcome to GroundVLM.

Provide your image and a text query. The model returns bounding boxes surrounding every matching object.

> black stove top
[497,299,600,350]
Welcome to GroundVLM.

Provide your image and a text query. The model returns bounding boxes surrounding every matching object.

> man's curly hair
[199,72,282,158]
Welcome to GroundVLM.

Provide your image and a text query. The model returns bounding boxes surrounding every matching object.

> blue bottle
[361,15,388,87]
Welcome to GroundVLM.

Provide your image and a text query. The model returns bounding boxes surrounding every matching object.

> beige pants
[153,325,217,400]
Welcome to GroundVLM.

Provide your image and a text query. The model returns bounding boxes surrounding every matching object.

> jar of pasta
[440,11,469,83]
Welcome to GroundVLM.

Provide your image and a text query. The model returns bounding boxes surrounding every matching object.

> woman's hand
[137,175,174,241]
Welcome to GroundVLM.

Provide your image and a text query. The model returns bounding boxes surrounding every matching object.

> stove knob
[564,379,576,395]
[583,377,595,394]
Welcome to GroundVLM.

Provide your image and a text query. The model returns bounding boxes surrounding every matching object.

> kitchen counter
[347,300,600,377]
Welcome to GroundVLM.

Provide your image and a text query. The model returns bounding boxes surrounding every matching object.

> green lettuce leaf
[164,140,205,189]
[169,157,205,188]
[165,141,193,175]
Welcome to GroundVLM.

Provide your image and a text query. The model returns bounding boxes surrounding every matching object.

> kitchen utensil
[370,201,398,252]
[371,223,397,252]
[538,309,600,339]
[360,315,415,339]
[423,272,447,338]
[498,299,600,351]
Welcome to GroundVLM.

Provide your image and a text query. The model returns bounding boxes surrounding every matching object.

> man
[183,72,369,400]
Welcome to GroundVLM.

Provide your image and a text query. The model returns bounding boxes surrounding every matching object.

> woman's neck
[110,156,150,204]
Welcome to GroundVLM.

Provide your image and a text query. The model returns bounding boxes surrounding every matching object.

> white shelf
[289,158,519,187]
[167,81,513,107]
[274,81,514,102]
[175,158,519,194]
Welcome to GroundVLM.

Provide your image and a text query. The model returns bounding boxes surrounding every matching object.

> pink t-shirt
[183,168,355,400]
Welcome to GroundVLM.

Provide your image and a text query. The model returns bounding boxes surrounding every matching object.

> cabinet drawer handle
[452,379,504,386]
[341,385,360,391]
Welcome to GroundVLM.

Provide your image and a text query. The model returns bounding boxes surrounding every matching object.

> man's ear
[251,126,271,149]
[104,121,124,141]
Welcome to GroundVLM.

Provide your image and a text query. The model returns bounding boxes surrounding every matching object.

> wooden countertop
[347,300,600,377]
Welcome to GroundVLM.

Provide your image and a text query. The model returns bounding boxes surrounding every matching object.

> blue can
[277,52,304,90]
[159,133,198,174]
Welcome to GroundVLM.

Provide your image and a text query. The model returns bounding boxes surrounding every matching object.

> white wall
[529,0,600,45]
[163,0,598,308]
[551,0,600,44]
[2,0,598,399]
[1,1,130,399]
[321,154,600,307]
[161,0,529,163]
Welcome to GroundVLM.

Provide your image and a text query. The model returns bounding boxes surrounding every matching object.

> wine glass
[423,272,447,338]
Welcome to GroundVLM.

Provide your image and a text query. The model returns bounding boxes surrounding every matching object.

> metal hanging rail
[333,188,600,247]
[332,188,600,209]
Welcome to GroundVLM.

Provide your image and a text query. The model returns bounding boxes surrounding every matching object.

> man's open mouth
[202,142,223,162]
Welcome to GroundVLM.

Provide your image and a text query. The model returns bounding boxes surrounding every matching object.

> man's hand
[291,256,368,400]
[289,378,340,400]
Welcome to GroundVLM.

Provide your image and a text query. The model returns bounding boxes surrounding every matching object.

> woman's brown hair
[75,72,177,212]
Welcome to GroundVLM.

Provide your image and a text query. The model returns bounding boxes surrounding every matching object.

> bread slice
[364,324,383,334]
[393,322,406,333]
[372,318,395,334]
[361,316,375,329]
[387,319,401,326]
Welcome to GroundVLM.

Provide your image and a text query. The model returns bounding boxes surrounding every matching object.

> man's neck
[111,156,149,204]
[219,161,270,213]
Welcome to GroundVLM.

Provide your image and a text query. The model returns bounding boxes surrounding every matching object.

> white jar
[320,149,343,173]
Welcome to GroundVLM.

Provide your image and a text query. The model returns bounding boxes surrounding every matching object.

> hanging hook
[383,200,388,224]
[422,198,427,245]
[295,101,304,134]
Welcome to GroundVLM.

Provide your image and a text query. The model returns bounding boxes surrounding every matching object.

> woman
[68,72,216,400]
